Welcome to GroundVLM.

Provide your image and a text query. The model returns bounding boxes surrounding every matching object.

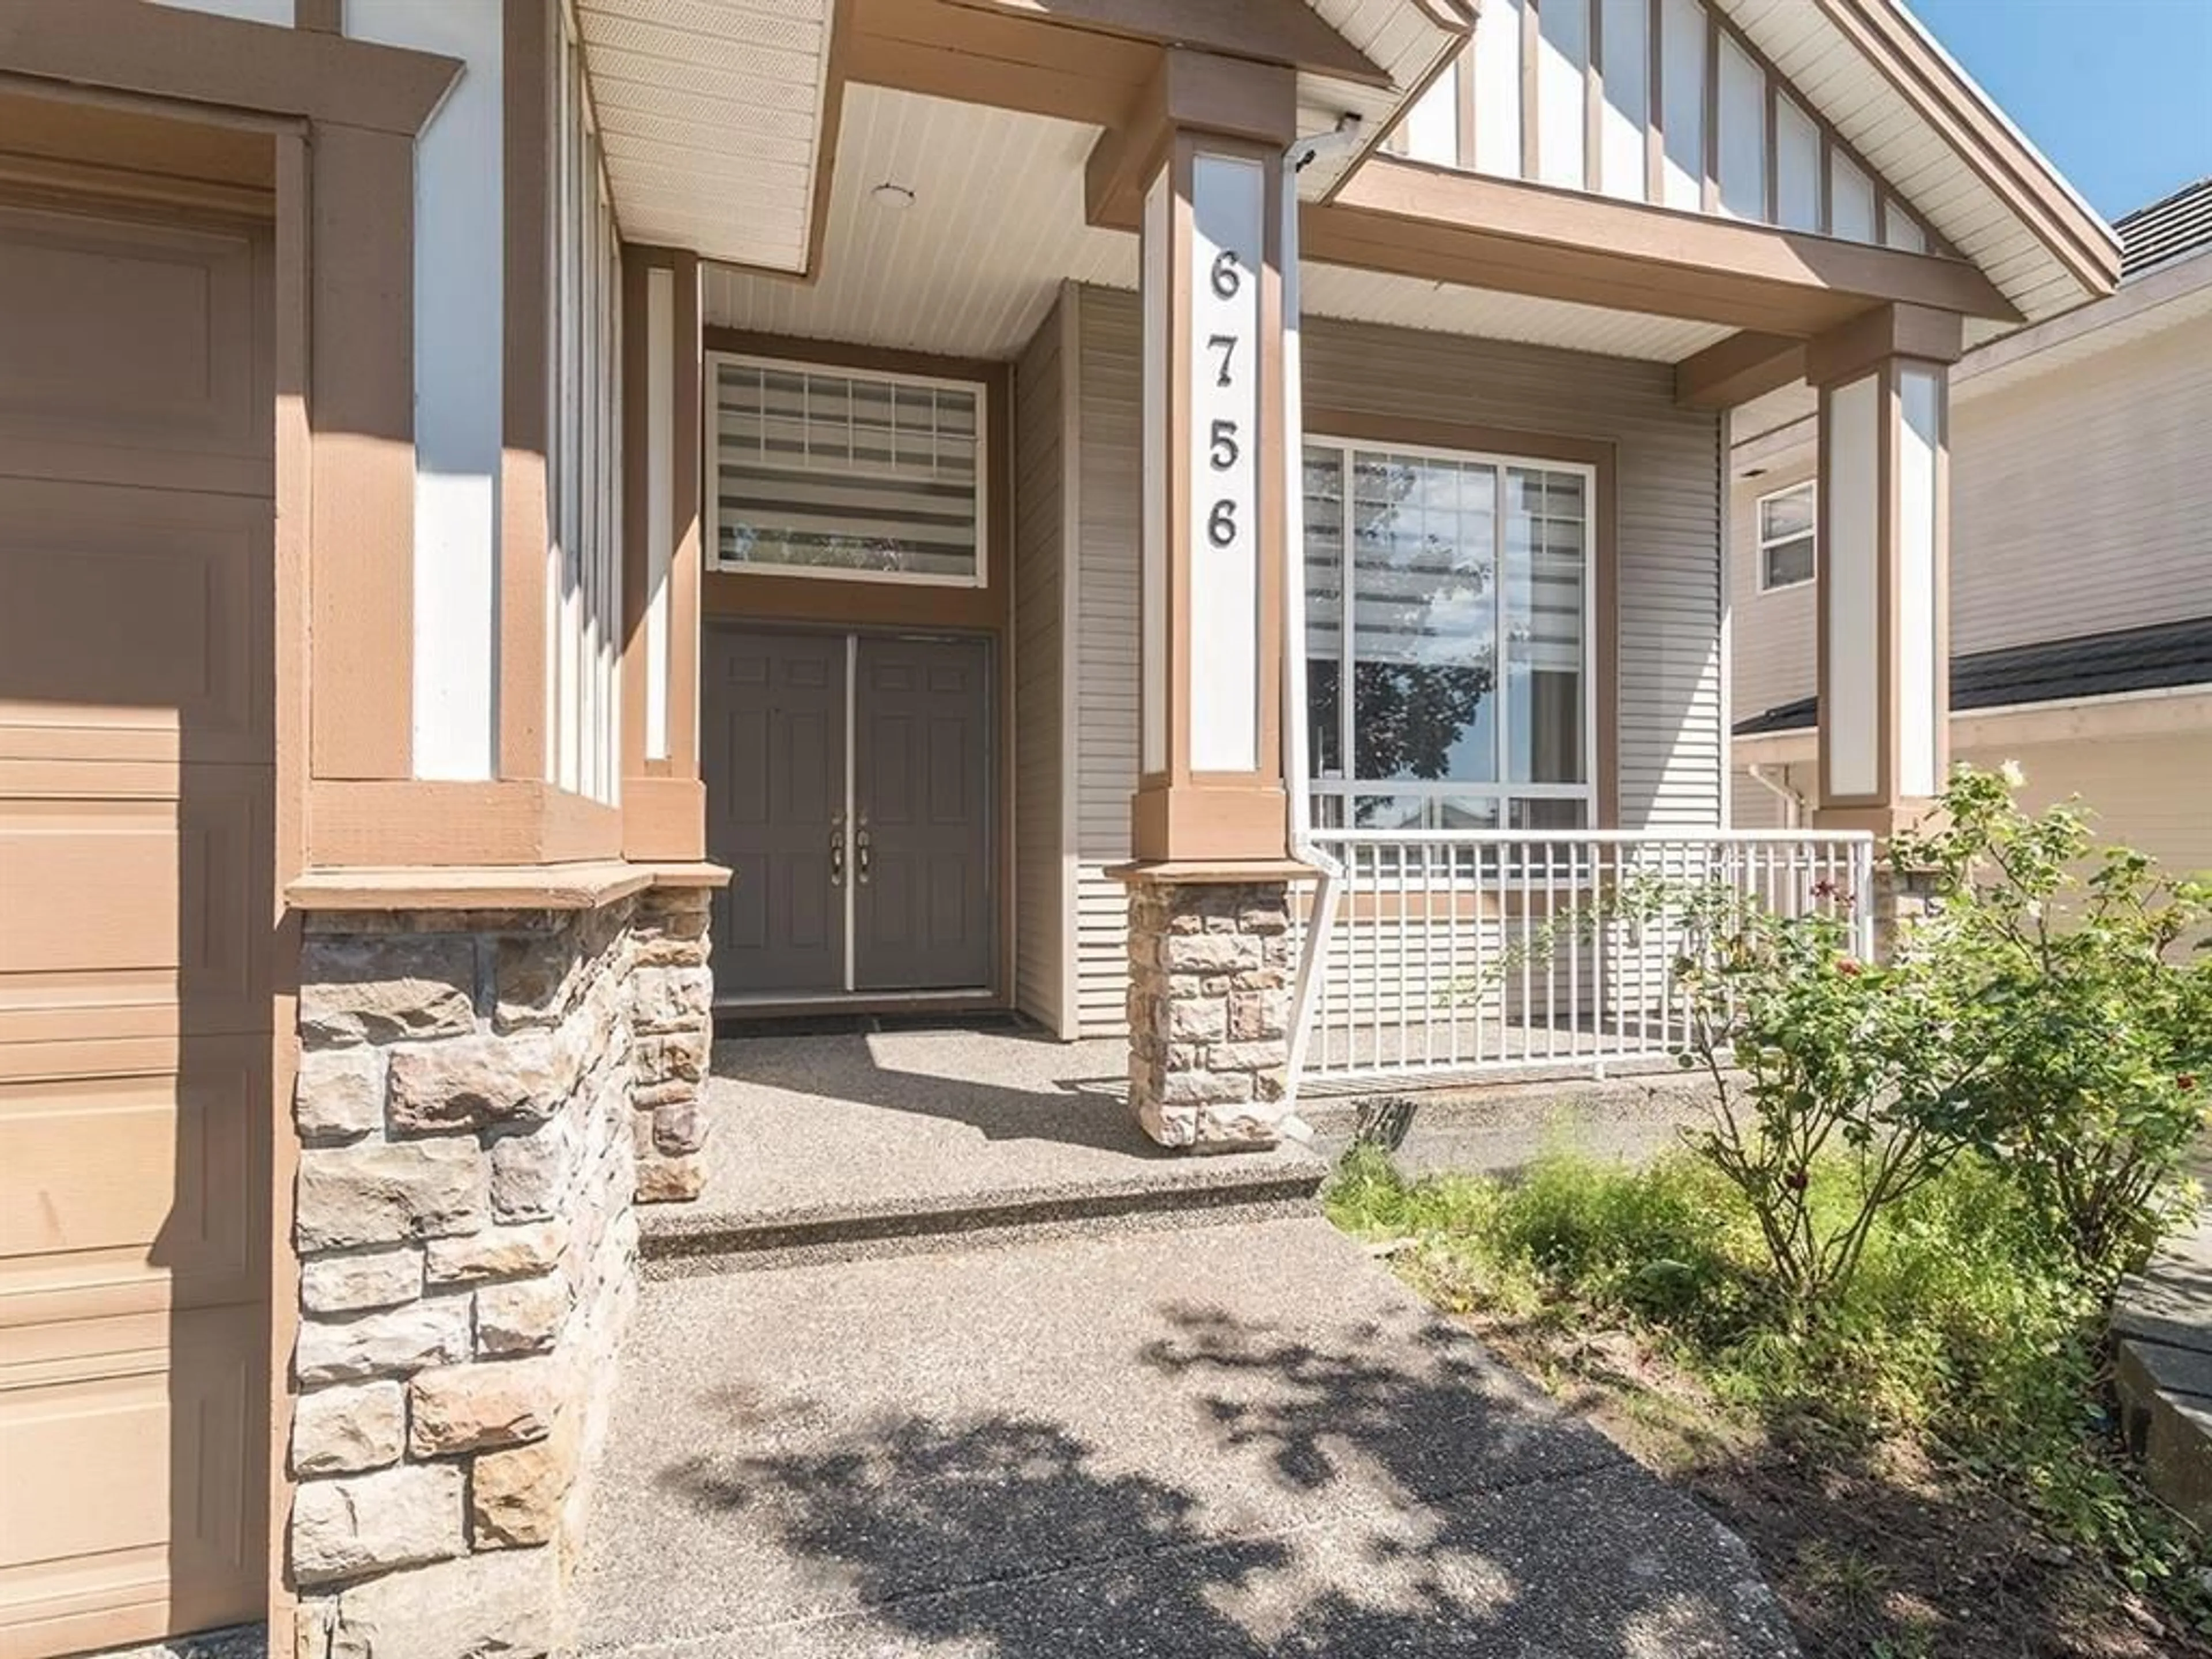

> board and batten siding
[1731,308,2212,728]
[1012,297,1074,1035]
[1060,287,1726,1035]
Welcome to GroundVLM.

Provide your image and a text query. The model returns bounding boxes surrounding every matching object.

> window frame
[1755,478,1817,594]
[703,350,991,590]
[1302,431,1601,832]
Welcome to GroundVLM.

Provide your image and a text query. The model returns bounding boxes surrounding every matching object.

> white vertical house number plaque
[1186,153,1266,774]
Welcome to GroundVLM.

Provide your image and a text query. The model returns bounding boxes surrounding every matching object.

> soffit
[1717,0,2116,327]
[576,0,835,274]
[704,84,1732,362]
[1293,0,1474,198]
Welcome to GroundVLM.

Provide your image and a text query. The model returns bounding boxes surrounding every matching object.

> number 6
[1207,499,1237,547]
[1211,249,1241,298]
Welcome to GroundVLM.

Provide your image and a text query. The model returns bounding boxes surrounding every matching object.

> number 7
[1206,333,1237,389]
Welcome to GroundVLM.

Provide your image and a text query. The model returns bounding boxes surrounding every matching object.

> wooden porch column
[1112,54,1313,1150]
[620,245,706,860]
[1123,51,1301,864]
[1806,304,1961,837]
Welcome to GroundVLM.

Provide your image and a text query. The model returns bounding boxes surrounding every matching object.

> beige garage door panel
[0,478,272,767]
[0,185,272,1657]
[0,1039,267,1328]
[0,778,270,1039]
[0,1304,263,1657]
[0,201,269,497]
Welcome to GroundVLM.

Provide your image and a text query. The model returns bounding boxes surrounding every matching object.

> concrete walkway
[2113,1150,2212,1528]
[573,1214,1796,1657]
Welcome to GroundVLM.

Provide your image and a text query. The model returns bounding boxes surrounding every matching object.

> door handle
[856,827,871,884]
[830,826,844,887]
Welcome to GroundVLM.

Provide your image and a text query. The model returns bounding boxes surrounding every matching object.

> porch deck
[639,1026,1331,1270]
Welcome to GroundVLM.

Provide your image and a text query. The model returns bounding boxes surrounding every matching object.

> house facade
[0,2,2114,1656]
[1730,176,2212,875]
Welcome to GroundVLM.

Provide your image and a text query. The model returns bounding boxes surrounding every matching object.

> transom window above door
[1303,440,1596,831]
[707,355,986,586]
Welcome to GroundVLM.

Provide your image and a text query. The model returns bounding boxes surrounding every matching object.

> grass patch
[1330,1145,2211,1657]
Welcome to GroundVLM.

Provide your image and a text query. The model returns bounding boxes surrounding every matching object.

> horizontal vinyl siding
[1729,763,1805,830]
[1949,313,2212,656]
[1012,297,1068,1033]
[1073,288,1142,1035]
[1298,314,1726,830]
[1729,311,2212,732]
[1729,459,1819,724]
[1066,289,1727,1031]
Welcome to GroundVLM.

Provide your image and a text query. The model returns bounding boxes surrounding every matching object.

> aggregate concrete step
[638,1151,1330,1275]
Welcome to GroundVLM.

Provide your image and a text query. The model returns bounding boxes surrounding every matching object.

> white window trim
[1305,432,1601,830]
[1756,478,1817,593]
[703,350,990,590]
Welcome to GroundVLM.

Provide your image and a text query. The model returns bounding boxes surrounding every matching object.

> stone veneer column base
[1124,877,1295,1150]
[286,887,715,1659]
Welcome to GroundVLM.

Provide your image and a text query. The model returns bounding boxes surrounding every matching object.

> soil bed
[1461,1309,2210,1659]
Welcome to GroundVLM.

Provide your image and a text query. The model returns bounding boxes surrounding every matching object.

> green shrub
[1889,766,2212,1289]
[1660,766,2210,1308]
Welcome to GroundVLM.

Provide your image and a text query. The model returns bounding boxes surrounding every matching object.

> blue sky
[1910,0,2212,222]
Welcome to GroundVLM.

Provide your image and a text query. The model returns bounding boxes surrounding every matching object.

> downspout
[1745,761,1806,828]
[1279,116,1361,1128]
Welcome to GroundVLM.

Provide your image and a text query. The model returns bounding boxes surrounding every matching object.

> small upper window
[1757,482,1816,592]
[707,355,985,586]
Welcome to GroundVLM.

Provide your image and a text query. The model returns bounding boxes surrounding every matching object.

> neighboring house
[0,3,2116,1657]
[1729,177,2212,876]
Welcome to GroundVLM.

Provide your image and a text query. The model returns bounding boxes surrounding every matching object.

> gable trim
[1810,0,2119,297]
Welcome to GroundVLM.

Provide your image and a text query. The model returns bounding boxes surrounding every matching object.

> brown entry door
[704,629,849,997]
[0,195,272,1654]
[853,636,993,992]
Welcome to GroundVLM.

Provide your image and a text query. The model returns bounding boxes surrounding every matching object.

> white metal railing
[1287,830,1876,1093]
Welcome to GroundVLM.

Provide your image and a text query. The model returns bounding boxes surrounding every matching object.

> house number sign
[1186,152,1264,774]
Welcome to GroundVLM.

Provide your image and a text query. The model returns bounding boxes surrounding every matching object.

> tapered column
[1126,53,1300,864]
[1807,304,1960,837]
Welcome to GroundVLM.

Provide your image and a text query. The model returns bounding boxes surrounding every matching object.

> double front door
[705,628,994,1001]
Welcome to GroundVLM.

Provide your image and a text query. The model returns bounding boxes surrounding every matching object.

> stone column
[1124,876,1298,1148]
[628,885,714,1201]
[285,885,714,1659]
[1806,303,1961,840]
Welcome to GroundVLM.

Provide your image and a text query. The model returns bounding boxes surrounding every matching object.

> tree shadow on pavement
[655,1305,1797,1658]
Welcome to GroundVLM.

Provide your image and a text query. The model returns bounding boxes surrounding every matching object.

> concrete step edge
[642,1191,1326,1277]
[638,1169,1328,1270]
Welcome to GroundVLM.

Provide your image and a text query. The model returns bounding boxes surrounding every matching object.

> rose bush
[1670,766,2210,1308]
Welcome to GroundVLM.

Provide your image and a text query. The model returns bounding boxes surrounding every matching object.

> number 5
[1209,419,1240,471]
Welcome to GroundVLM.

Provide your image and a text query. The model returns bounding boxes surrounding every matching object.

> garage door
[0,192,273,1656]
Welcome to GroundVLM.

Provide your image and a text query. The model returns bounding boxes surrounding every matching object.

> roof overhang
[1717,0,2120,330]
[579,0,1471,278]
